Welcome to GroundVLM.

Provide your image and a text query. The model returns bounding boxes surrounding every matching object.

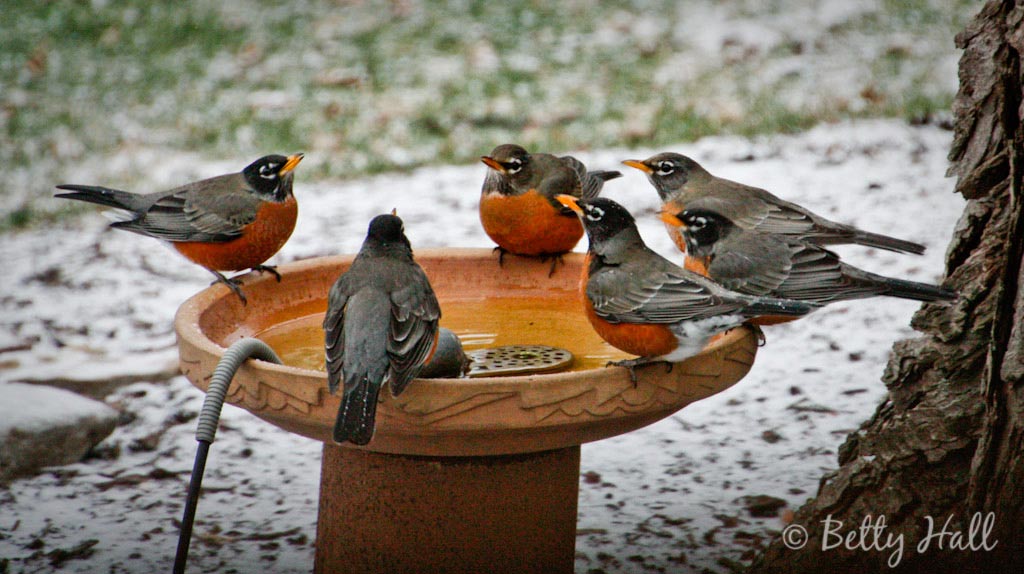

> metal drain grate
[466,345,574,378]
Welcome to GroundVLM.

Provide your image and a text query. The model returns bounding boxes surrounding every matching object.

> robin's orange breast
[748,314,799,326]
[583,301,679,358]
[683,254,710,277]
[174,196,298,272]
[479,190,583,256]
[423,329,440,366]
[664,221,689,254]
[576,256,680,359]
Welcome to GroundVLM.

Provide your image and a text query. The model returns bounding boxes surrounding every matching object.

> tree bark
[749,1,1024,572]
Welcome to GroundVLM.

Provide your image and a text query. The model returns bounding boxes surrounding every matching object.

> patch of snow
[0,383,116,435]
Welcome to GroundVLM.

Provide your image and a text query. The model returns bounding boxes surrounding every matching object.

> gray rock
[0,382,118,482]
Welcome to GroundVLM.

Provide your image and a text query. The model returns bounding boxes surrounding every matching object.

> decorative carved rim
[175,248,758,456]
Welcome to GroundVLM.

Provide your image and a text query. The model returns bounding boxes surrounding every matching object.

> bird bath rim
[174,248,758,457]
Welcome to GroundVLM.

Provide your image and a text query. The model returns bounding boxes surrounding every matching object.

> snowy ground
[0,120,963,573]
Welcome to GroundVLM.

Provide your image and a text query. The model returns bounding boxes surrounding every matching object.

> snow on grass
[0,120,962,572]
[2,0,973,226]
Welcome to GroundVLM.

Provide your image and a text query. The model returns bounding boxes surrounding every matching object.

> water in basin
[256,293,631,374]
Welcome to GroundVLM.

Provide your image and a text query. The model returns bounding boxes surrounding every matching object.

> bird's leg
[251,264,282,282]
[540,253,566,277]
[750,324,766,347]
[492,246,509,267]
[606,357,672,387]
[209,270,248,306]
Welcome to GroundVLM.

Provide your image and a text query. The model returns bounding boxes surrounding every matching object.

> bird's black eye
[505,157,524,175]
[655,161,675,176]
[584,205,605,221]
[259,163,280,179]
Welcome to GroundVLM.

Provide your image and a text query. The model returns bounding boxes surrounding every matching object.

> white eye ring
[259,163,280,179]
[585,205,605,221]
[656,161,675,176]
[506,158,524,175]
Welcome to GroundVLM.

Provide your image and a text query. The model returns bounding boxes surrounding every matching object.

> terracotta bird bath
[174,248,759,574]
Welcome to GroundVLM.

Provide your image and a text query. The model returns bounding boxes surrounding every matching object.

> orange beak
[622,159,653,174]
[480,156,505,173]
[555,194,583,215]
[659,210,685,228]
[280,153,305,175]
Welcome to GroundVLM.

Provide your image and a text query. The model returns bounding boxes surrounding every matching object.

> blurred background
[2,0,972,230]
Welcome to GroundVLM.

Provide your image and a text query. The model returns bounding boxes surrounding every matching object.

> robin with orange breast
[479,144,621,270]
[622,153,927,262]
[556,195,813,381]
[56,153,304,304]
[660,207,956,324]
[323,212,441,445]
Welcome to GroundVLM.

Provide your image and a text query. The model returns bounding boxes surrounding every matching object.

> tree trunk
[749,1,1024,572]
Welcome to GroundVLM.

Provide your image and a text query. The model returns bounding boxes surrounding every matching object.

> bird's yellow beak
[480,156,505,173]
[280,153,305,175]
[622,159,653,174]
[556,194,583,215]
[659,210,685,228]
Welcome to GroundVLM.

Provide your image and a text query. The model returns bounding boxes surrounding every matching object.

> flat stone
[0,382,118,482]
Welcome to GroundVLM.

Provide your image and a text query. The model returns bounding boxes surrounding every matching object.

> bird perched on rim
[323,212,441,445]
[621,152,927,259]
[55,153,304,305]
[479,144,622,270]
[556,195,814,381]
[660,207,956,324]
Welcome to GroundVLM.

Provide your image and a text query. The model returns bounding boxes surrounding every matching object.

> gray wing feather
[588,263,748,324]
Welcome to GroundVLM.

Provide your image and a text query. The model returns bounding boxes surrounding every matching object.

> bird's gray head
[623,152,704,200]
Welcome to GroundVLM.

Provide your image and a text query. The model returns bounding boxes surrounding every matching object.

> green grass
[2,0,979,227]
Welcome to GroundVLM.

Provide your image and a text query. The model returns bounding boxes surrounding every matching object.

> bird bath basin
[174,248,759,573]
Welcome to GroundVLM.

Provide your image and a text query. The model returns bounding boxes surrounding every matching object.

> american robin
[622,152,926,256]
[323,212,441,445]
[556,195,813,380]
[479,144,621,267]
[418,327,471,379]
[56,153,304,304]
[660,208,956,322]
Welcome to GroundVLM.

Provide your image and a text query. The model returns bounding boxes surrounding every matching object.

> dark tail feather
[333,378,382,445]
[55,184,141,212]
[745,296,816,318]
[876,275,957,303]
[852,230,926,255]
[581,170,623,199]
[591,170,623,182]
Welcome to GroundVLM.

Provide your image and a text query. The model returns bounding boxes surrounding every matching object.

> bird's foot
[539,253,567,277]
[251,264,282,282]
[210,271,248,306]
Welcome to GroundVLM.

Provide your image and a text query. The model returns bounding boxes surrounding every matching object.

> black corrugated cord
[173,338,282,574]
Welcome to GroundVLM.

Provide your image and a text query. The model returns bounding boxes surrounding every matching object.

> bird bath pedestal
[174,249,759,574]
